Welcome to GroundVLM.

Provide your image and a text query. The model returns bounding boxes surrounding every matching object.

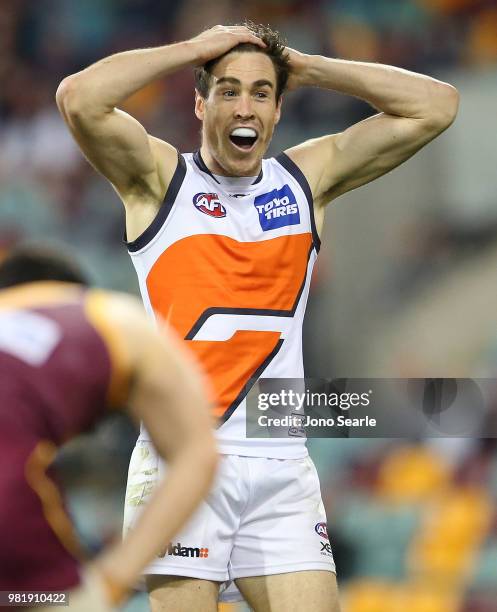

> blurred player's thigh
[236,570,340,612]
[146,575,220,612]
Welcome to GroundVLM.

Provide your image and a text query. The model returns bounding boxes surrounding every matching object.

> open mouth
[229,127,258,151]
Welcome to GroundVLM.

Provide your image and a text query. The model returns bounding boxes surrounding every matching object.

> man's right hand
[188,25,266,66]
[56,24,265,240]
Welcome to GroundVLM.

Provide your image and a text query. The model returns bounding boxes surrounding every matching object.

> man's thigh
[235,571,340,612]
[124,445,239,582]
[146,575,220,612]
[230,457,335,581]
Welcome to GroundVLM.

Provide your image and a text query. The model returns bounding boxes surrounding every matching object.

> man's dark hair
[0,244,89,289]
[194,22,290,102]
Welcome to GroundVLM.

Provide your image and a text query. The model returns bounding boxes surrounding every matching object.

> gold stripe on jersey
[84,290,133,409]
[0,281,83,311]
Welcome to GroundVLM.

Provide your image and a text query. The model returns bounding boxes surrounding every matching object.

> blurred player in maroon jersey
[0,245,217,611]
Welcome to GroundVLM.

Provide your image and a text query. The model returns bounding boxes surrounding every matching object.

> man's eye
[223,90,236,97]
[255,92,268,99]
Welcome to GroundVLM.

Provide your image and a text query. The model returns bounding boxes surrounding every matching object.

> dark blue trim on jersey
[193,150,263,185]
[252,169,263,184]
[186,307,290,341]
[220,339,284,425]
[125,152,186,253]
[275,152,321,253]
[193,150,220,183]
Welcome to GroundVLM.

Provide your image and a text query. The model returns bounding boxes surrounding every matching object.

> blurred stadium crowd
[2,1,497,611]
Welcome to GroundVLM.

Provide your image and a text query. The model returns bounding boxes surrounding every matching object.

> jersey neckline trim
[275,153,321,253]
[193,150,263,185]
[125,151,186,253]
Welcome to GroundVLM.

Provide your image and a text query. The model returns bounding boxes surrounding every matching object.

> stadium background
[2,0,497,610]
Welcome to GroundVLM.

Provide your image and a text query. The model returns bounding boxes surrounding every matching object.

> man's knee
[146,575,220,612]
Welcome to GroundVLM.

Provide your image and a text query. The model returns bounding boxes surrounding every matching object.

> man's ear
[195,90,205,121]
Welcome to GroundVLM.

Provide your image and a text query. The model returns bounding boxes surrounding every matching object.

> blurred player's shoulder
[0,280,83,310]
[85,287,146,320]
[83,287,154,352]
[0,282,140,407]
[0,279,145,324]
[81,289,141,408]
[86,287,184,351]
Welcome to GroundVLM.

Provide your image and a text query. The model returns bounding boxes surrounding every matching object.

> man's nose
[234,94,255,119]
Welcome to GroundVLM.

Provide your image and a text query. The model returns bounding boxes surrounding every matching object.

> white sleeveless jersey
[126,151,320,459]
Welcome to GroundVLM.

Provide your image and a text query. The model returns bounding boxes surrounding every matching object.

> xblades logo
[320,541,332,555]
[158,542,209,559]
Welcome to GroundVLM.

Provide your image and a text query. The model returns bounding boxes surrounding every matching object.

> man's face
[195,51,282,177]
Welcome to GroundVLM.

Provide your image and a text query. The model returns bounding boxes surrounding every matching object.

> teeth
[230,127,257,138]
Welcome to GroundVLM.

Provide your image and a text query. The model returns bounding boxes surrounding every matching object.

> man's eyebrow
[215,77,241,87]
[253,79,274,89]
[214,77,274,89]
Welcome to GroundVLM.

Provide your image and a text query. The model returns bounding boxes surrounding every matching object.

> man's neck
[199,144,261,178]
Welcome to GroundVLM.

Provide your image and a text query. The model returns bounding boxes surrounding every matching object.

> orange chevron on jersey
[146,233,313,420]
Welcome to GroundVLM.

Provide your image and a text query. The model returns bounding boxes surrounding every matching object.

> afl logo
[193,193,226,218]
[315,522,329,540]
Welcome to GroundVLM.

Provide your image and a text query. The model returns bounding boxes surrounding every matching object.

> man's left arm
[283,50,459,212]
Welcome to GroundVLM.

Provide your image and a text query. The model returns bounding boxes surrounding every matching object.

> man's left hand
[286,47,311,90]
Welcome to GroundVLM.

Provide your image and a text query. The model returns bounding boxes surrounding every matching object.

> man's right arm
[55,43,195,209]
[56,26,267,218]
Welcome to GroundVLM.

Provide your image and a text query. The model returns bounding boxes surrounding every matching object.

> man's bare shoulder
[119,136,177,203]
[149,136,180,190]
[281,135,337,206]
[122,136,180,241]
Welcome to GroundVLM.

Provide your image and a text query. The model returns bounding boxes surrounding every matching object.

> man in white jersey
[57,22,458,612]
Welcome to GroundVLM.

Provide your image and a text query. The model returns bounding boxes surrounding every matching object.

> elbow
[56,73,104,120]
[56,75,83,118]
[437,83,459,127]
[426,82,460,132]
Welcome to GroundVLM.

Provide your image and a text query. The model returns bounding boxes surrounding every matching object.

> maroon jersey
[0,282,131,592]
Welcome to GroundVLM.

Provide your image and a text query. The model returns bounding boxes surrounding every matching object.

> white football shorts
[123,441,335,602]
